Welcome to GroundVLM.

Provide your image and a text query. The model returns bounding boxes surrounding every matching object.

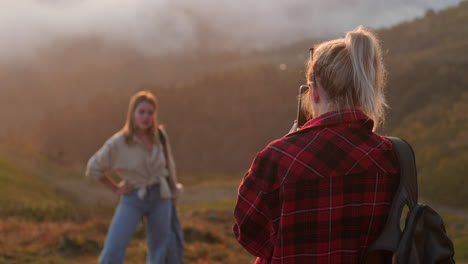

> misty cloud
[0,0,463,59]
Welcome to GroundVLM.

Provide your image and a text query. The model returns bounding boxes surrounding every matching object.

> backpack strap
[367,137,418,252]
[158,126,177,191]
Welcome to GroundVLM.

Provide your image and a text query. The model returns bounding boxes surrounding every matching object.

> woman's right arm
[86,136,133,195]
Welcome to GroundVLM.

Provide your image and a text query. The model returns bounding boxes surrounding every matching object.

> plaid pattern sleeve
[233,110,400,264]
[233,147,280,261]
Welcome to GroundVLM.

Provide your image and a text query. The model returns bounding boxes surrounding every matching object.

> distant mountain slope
[380,0,468,127]
[376,2,468,206]
[390,92,468,206]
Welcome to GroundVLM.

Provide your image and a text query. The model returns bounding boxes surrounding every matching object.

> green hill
[379,2,468,206]
[0,137,115,221]
[389,91,468,206]
[0,138,77,221]
[381,1,468,126]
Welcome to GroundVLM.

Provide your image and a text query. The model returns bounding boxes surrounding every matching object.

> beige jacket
[86,127,182,200]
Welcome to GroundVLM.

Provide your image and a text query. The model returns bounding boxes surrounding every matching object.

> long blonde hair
[121,91,159,144]
[305,26,387,128]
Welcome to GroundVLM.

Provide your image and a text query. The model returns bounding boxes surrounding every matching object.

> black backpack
[365,137,455,264]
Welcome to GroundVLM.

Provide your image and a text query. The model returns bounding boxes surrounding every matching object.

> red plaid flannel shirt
[233,110,399,264]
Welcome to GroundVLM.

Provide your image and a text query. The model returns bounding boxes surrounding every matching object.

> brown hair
[305,26,387,128]
[120,91,159,144]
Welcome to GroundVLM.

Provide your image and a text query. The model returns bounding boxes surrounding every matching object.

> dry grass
[0,207,254,264]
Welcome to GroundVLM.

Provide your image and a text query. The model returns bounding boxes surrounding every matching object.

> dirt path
[179,185,238,204]
[54,176,468,221]
[54,177,239,208]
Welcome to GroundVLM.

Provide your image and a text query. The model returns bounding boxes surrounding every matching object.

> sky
[0,0,464,59]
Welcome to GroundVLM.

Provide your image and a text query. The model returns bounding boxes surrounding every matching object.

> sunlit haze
[0,0,463,59]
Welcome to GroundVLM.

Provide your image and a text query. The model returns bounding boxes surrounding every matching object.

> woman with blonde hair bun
[234,26,399,264]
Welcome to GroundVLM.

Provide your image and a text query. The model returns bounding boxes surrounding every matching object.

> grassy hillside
[378,1,468,206]
[381,1,468,127]
[391,92,468,206]
[0,137,80,221]
[0,157,76,221]
[0,137,118,221]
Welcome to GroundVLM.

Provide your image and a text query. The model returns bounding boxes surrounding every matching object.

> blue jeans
[99,185,172,264]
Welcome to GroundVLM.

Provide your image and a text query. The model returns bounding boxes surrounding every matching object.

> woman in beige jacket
[86,91,183,264]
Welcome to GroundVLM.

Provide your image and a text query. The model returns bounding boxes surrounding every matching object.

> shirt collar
[132,135,144,146]
[132,133,159,146]
[300,109,374,131]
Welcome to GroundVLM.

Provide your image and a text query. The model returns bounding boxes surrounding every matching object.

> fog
[0,0,463,60]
